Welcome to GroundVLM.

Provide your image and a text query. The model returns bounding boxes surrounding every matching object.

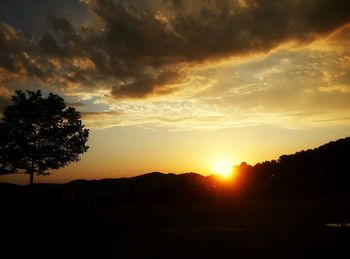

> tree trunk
[29,172,34,185]
[30,156,35,185]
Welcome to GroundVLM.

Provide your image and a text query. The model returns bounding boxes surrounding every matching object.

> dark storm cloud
[0,0,89,35]
[89,0,350,61]
[0,16,93,86]
[0,21,57,82]
[111,69,183,98]
[47,15,75,34]
[1,0,350,98]
[0,21,26,72]
[38,18,82,58]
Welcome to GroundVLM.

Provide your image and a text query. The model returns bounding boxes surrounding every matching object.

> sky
[1,0,350,184]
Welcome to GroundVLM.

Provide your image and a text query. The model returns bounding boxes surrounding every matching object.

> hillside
[1,137,350,205]
[62,172,217,205]
[242,137,350,196]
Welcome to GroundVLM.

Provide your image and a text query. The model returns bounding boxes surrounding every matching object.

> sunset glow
[213,160,234,178]
[1,1,350,185]
[2,2,350,258]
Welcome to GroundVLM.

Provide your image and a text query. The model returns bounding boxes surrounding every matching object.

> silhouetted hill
[2,139,350,258]
[240,137,350,196]
[62,172,216,205]
[2,137,350,205]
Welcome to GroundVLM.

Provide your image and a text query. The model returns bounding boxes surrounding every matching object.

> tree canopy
[0,90,89,184]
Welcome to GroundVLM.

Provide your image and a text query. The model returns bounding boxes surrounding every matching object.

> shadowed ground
[1,188,350,258]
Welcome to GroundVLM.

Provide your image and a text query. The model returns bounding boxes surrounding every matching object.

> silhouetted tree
[0,90,89,185]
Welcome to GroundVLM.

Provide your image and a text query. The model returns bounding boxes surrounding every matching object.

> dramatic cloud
[1,0,350,99]
[1,0,350,130]
[84,0,350,97]
[75,24,350,130]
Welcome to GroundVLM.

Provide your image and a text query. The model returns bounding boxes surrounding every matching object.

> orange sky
[1,1,350,184]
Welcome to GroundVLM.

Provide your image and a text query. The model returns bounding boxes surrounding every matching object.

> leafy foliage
[0,90,89,182]
[236,137,350,196]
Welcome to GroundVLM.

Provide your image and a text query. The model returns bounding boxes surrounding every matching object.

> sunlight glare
[213,160,234,178]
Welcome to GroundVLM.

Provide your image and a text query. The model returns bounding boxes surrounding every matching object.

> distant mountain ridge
[239,136,350,195]
[63,136,350,202]
[62,172,215,204]
[1,137,350,204]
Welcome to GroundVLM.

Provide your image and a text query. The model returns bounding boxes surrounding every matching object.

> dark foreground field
[1,190,350,259]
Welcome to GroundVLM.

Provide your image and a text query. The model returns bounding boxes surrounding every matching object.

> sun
[213,160,234,178]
